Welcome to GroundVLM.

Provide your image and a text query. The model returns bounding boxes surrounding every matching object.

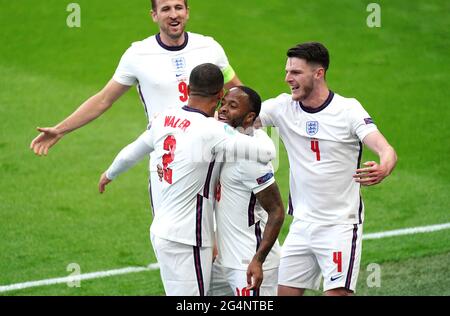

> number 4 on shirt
[311,139,321,161]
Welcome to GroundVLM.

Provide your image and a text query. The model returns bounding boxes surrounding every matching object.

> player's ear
[245,112,256,125]
[185,6,190,20]
[217,88,225,100]
[316,67,325,80]
[151,9,158,22]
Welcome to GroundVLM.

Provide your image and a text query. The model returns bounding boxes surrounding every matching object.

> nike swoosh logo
[330,275,343,281]
[176,74,183,77]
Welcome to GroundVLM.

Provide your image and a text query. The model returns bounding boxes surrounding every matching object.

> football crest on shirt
[306,121,319,136]
[172,57,186,71]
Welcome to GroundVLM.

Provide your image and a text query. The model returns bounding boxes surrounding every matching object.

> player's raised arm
[214,126,276,164]
[246,182,285,290]
[30,80,131,156]
[99,129,154,193]
[354,131,397,186]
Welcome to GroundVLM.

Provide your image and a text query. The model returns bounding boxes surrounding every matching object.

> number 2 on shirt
[311,139,321,161]
[162,135,176,184]
[178,81,189,102]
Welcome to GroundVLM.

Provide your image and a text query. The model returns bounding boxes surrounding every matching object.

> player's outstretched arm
[217,127,276,164]
[99,129,155,193]
[246,182,285,290]
[30,80,131,156]
[354,131,397,186]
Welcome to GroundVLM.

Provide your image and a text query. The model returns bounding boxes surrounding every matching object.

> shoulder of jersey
[208,119,237,135]
[263,93,294,106]
[277,93,293,103]
[332,92,363,110]
[186,32,220,49]
[253,128,269,138]
[125,35,160,54]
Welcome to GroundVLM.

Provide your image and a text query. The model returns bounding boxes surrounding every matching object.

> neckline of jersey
[299,90,335,114]
[156,32,189,51]
[182,105,209,117]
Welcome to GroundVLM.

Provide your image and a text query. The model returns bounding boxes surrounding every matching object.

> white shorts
[208,261,278,296]
[278,219,363,292]
[151,233,213,296]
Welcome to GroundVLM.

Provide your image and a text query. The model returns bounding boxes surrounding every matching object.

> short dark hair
[234,86,262,120]
[287,42,330,71]
[151,0,188,10]
[189,63,224,97]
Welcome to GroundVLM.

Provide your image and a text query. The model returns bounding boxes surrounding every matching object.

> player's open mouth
[291,86,300,93]
[169,21,180,27]
[218,114,228,122]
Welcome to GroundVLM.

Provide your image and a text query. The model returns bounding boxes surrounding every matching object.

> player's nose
[169,9,178,19]
[284,73,292,83]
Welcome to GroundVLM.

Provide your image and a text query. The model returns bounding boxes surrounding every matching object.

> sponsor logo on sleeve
[364,117,374,125]
[256,172,274,185]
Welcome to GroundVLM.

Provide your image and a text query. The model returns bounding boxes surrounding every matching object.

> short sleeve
[347,99,378,141]
[112,46,137,86]
[207,38,236,83]
[259,94,288,127]
[209,38,231,72]
[239,161,275,194]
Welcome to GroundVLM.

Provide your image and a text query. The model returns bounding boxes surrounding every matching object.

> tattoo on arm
[254,182,285,263]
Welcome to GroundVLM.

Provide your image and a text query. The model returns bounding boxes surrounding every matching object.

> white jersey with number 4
[113,32,233,122]
[259,91,378,225]
[105,106,275,247]
[215,154,280,271]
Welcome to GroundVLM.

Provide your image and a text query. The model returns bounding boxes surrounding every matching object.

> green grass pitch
[0,0,449,295]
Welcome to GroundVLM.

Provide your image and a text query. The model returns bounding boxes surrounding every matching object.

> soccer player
[256,42,397,296]
[29,0,241,210]
[98,64,275,296]
[208,87,285,296]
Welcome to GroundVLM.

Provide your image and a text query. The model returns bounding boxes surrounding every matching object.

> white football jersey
[259,91,378,224]
[215,152,281,270]
[113,32,233,122]
[106,106,276,247]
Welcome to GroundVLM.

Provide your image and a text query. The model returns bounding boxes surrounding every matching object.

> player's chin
[168,25,185,36]
[292,91,306,102]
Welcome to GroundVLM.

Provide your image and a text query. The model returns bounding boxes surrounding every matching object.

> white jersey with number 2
[106,106,275,247]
